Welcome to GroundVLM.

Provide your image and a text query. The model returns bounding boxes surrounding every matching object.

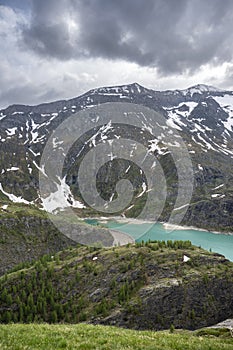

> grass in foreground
[0,324,233,350]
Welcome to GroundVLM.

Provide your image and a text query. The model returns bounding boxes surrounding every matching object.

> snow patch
[166,116,182,131]
[29,148,40,157]
[6,127,17,136]
[136,182,147,198]
[41,176,85,213]
[32,161,47,177]
[174,203,190,211]
[212,184,224,190]
[0,113,6,121]
[86,121,113,147]
[211,193,225,198]
[214,95,233,108]
[125,165,131,174]
[6,167,19,171]
[52,137,64,149]
[0,183,30,204]
[12,111,24,115]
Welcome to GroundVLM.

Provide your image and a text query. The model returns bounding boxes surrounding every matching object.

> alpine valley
[1,83,233,335]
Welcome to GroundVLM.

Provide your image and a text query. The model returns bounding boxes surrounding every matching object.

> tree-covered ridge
[0,241,232,330]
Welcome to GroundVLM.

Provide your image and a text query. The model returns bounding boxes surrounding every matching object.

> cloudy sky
[0,0,233,109]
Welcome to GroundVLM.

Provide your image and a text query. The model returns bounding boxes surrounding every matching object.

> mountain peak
[85,82,148,97]
[181,84,220,96]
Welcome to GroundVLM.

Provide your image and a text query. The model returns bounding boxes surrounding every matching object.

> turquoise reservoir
[105,221,233,261]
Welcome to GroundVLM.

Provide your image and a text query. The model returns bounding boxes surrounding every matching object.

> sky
[1,0,233,109]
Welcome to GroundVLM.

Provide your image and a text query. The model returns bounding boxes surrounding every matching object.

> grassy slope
[0,324,233,350]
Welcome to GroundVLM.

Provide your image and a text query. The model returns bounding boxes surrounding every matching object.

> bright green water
[105,221,233,261]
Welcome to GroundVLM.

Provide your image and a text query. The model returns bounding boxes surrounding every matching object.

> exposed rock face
[103,275,233,330]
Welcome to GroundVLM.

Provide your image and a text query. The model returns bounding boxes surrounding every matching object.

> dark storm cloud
[23,0,74,59]
[19,0,233,73]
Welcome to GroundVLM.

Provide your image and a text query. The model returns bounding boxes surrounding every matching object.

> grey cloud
[23,22,73,59]
[15,0,233,74]
[0,78,66,107]
[217,64,233,90]
[22,0,74,59]
[0,84,47,107]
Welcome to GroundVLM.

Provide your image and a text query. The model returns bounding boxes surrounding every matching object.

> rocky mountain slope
[1,83,233,231]
[0,202,118,276]
[0,241,232,330]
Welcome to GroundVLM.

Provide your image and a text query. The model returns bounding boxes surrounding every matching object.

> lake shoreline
[83,216,233,237]
[109,229,135,246]
[83,216,233,260]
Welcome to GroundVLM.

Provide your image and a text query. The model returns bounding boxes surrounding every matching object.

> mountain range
[1,83,233,232]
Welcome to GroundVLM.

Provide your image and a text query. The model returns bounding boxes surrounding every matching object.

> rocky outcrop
[102,274,233,330]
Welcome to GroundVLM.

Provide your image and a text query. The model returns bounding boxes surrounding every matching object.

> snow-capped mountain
[1,83,233,232]
[179,84,221,95]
